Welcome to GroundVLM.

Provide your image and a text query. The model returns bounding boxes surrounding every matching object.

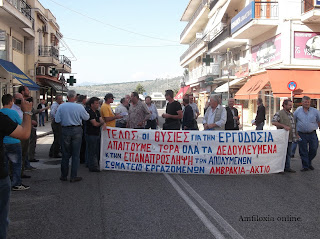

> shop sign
[294,32,320,59]
[251,34,281,71]
[235,63,249,78]
[231,2,254,34]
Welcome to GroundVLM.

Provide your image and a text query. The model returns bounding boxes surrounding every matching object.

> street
[7,134,320,239]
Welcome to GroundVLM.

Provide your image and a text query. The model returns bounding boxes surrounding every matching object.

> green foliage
[134,83,145,94]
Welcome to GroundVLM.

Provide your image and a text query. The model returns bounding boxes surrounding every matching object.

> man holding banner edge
[272,99,298,173]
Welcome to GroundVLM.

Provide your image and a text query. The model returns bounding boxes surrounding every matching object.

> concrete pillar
[248,99,254,124]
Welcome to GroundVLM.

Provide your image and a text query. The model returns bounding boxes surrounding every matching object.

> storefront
[235,69,320,127]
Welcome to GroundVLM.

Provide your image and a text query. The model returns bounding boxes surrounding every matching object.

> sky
[40,0,189,85]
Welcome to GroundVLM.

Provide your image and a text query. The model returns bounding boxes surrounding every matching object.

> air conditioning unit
[36,66,45,75]
[42,25,48,34]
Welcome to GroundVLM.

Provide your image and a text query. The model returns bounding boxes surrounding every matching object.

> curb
[37,131,53,138]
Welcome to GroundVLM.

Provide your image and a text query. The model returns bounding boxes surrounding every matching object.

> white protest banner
[100,128,289,175]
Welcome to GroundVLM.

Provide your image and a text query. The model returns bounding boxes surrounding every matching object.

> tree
[134,83,145,95]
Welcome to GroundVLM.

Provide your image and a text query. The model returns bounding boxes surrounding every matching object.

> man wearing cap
[55,90,89,182]
[101,93,122,127]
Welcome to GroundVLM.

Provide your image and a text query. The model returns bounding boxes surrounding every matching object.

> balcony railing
[187,64,220,83]
[180,38,204,62]
[60,55,71,68]
[254,1,279,19]
[301,0,316,13]
[180,0,208,40]
[6,0,34,29]
[208,24,231,50]
[38,46,59,60]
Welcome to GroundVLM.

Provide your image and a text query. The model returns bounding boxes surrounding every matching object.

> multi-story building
[0,0,71,106]
[179,0,320,127]
[0,0,38,105]
[28,0,70,103]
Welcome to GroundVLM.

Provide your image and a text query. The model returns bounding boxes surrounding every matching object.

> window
[0,30,7,60]
[12,37,23,53]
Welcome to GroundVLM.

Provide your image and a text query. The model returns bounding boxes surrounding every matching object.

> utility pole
[227,48,230,101]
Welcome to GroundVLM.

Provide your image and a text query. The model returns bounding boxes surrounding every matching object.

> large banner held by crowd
[100,128,289,175]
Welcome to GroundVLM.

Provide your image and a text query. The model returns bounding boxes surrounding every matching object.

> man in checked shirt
[272,99,299,173]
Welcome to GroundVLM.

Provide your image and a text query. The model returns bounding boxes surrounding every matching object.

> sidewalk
[36,121,52,138]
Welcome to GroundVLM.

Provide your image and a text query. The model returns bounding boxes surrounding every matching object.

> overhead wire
[63,37,182,48]
[60,38,77,60]
[46,0,179,43]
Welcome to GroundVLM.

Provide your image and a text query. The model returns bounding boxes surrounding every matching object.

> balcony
[180,38,206,65]
[180,0,210,44]
[301,0,320,22]
[209,0,219,10]
[56,55,72,73]
[231,1,279,39]
[208,24,231,50]
[208,24,248,54]
[186,64,220,85]
[38,46,59,66]
[0,0,35,37]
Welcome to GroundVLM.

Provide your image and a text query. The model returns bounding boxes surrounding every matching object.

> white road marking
[175,175,244,239]
[164,173,225,239]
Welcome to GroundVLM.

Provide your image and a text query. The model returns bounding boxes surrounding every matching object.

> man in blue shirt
[294,96,320,171]
[0,95,33,239]
[0,94,29,191]
[55,90,89,182]
[49,94,63,158]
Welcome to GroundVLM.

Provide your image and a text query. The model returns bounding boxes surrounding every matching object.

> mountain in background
[71,77,183,99]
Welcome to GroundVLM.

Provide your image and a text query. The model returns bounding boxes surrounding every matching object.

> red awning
[267,70,320,99]
[235,70,320,99]
[235,73,269,99]
[174,86,190,100]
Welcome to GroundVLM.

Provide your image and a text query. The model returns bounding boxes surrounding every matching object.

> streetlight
[226,48,236,100]
[222,48,236,101]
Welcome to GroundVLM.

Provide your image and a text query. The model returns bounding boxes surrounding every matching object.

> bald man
[225,98,239,130]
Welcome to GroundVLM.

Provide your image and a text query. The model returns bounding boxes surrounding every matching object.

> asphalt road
[7,134,320,239]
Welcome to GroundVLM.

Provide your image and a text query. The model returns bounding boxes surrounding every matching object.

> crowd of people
[1,86,320,239]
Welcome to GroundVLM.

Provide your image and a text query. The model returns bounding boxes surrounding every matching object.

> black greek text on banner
[100,128,289,175]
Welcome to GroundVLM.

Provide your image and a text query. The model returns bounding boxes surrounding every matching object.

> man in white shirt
[115,98,129,128]
[189,94,200,130]
[145,96,159,130]
[203,95,227,130]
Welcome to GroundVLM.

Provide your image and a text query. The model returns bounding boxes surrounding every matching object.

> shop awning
[267,70,320,98]
[37,76,68,94]
[235,70,320,99]
[235,73,269,99]
[214,78,246,93]
[0,59,39,90]
[174,85,190,100]
[46,80,68,94]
